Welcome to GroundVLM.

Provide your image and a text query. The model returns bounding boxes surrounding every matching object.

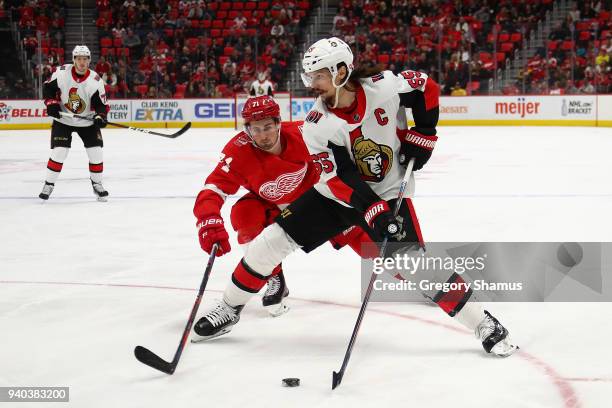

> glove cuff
[405,129,438,151]
[364,200,390,228]
[196,215,224,229]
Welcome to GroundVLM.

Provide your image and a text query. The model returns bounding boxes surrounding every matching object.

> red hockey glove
[197,215,231,256]
[399,129,438,171]
[364,200,400,239]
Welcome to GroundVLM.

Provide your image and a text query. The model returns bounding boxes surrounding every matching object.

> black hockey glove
[364,200,401,239]
[399,128,438,171]
[45,100,61,119]
[94,114,107,128]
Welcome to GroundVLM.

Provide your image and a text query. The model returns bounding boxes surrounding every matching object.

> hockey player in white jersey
[193,38,518,358]
[39,45,110,201]
[249,72,274,97]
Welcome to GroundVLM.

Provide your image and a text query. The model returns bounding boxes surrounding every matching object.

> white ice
[1,126,612,408]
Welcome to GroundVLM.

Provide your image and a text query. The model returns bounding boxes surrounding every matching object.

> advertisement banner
[1,95,610,129]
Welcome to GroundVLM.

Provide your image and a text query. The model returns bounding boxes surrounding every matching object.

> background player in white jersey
[194,38,518,357]
[249,72,274,97]
[39,45,110,201]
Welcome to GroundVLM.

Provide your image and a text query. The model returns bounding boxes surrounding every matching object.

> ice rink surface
[1,126,612,408]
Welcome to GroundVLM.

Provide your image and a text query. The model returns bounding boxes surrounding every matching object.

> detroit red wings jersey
[302,70,439,207]
[45,64,108,127]
[194,121,319,220]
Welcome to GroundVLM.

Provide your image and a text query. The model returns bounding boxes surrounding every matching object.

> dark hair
[343,63,385,91]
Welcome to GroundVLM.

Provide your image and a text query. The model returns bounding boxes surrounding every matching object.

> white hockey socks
[44,147,69,184]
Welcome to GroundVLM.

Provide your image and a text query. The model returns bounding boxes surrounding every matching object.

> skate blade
[190,327,232,343]
[264,302,290,317]
[491,343,520,357]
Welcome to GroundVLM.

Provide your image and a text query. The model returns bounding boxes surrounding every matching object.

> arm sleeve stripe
[327,176,354,204]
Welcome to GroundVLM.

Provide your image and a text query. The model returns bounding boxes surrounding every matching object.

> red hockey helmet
[241,96,281,125]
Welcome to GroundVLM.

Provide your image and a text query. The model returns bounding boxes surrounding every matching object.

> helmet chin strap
[329,68,350,109]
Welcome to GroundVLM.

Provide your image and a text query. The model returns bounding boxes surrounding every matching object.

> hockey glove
[197,215,231,256]
[364,200,401,239]
[45,100,61,119]
[399,129,438,171]
[94,114,107,128]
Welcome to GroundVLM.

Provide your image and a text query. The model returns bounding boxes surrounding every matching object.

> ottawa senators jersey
[249,79,274,96]
[194,121,320,220]
[43,64,109,127]
[301,70,439,211]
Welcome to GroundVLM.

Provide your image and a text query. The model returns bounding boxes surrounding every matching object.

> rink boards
[0,94,611,129]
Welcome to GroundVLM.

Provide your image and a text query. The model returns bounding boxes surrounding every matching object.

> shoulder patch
[60,65,66,70]
[94,75,100,81]
[305,110,323,124]
[371,72,385,82]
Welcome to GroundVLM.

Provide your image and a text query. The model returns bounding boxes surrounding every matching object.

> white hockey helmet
[301,37,353,89]
[72,45,91,61]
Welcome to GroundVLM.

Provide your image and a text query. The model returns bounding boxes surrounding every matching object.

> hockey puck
[282,378,300,387]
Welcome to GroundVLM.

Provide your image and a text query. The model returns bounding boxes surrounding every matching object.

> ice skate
[476,310,519,357]
[262,272,290,317]
[91,180,109,201]
[192,299,243,342]
[39,182,55,200]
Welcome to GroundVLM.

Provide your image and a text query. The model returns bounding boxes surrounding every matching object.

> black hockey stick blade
[332,370,343,389]
[120,121,192,138]
[134,345,176,375]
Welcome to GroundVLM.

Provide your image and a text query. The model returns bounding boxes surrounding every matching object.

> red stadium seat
[217,10,227,19]
[575,21,590,31]
[113,38,122,47]
[498,33,510,43]
[100,37,112,48]
[212,20,223,29]
[560,40,574,51]
[245,2,256,10]
[136,84,148,97]
[510,32,522,43]
[500,42,514,53]
[220,2,231,10]
[377,54,390,65]
[468,81,480,93]
[233,2,244,10]
[496,52,506,63]
[579,31,591,41]
[223,46,234,56]
[228,10,239,19]
[547,40,558,50]
[258,2,269,9]
[202,20,211,29]
[298,1,310,9]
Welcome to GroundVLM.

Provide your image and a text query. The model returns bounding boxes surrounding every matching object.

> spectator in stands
[596,46,610,67]
[0,77,10,99]
[233,11,247,30]
[270,20,285,38]
[95,56,111,77]
[102,67,117,89]
[123,28,141,54]
[451,82,467,96]
[580,79,596,94]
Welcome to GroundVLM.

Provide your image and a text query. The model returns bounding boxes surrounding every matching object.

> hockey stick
[134,243,219,375]
[58,112,191,138]
[332,158,416,389]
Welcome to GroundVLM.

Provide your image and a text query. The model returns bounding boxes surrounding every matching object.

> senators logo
[64,87,86,114]
[350,127,393,182]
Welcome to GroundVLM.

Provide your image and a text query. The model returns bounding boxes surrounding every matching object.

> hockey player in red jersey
[193,96,315,316]
[193,38,518,358]
[39,45,110,201]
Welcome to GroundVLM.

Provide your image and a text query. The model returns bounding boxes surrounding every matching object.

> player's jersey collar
[71,66,91,83]
[327,83,366,124]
